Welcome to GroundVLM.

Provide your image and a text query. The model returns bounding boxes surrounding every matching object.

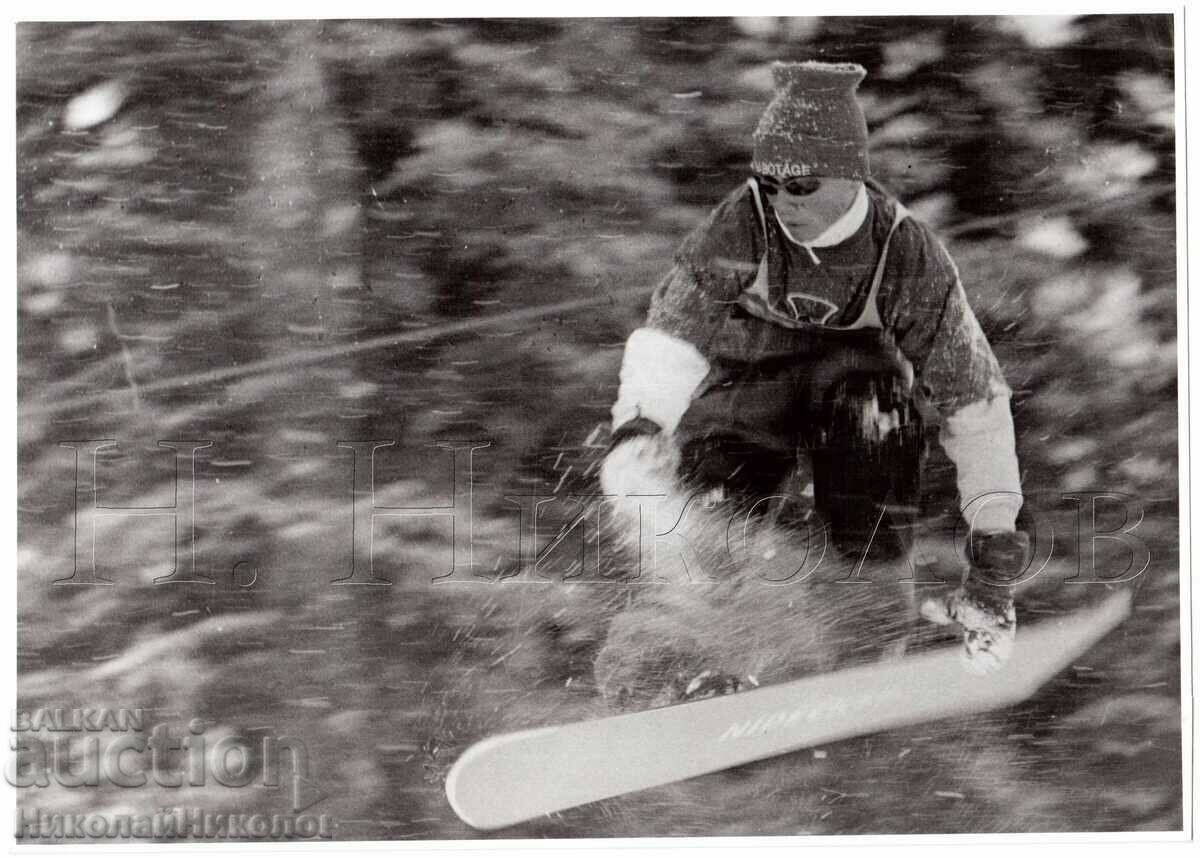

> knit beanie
[751,61,870,180]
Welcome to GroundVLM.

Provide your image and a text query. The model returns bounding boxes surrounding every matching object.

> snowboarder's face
[758,176,862,242]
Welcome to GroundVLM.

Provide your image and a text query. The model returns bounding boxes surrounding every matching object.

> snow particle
[63,79,128,131]
[22,251,75,287]
[1000,16,1082,49]
[59,323,99,355]
[1017,216,1088,259]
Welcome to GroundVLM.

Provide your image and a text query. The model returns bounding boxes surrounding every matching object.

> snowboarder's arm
[610,188,760,434]
[894,231,1031,673]
[888,225,1023,534]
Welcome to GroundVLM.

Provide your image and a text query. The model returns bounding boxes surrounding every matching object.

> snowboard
[445,590,1132,830]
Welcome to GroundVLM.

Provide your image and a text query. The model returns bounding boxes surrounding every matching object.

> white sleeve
[939,393,1024,533]
[610,327,711,434]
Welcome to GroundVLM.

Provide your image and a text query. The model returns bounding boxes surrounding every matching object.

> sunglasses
[756,175,823,197]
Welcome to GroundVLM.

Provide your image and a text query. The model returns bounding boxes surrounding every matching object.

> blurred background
[16,16,1179,838]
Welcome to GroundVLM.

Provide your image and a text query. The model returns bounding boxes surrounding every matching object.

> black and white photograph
[10,9,1189,845]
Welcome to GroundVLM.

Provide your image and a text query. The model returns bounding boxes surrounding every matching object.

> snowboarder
[600,60,1032,677]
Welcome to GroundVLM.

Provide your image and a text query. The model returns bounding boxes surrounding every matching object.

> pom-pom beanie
[751,61,870,180]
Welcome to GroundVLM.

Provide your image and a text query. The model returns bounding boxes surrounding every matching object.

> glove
[599,420,680,498]
[920,530,1030,675]
[801,331,915,408]
[966,529,1032,585]
[920,579,1016,675]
